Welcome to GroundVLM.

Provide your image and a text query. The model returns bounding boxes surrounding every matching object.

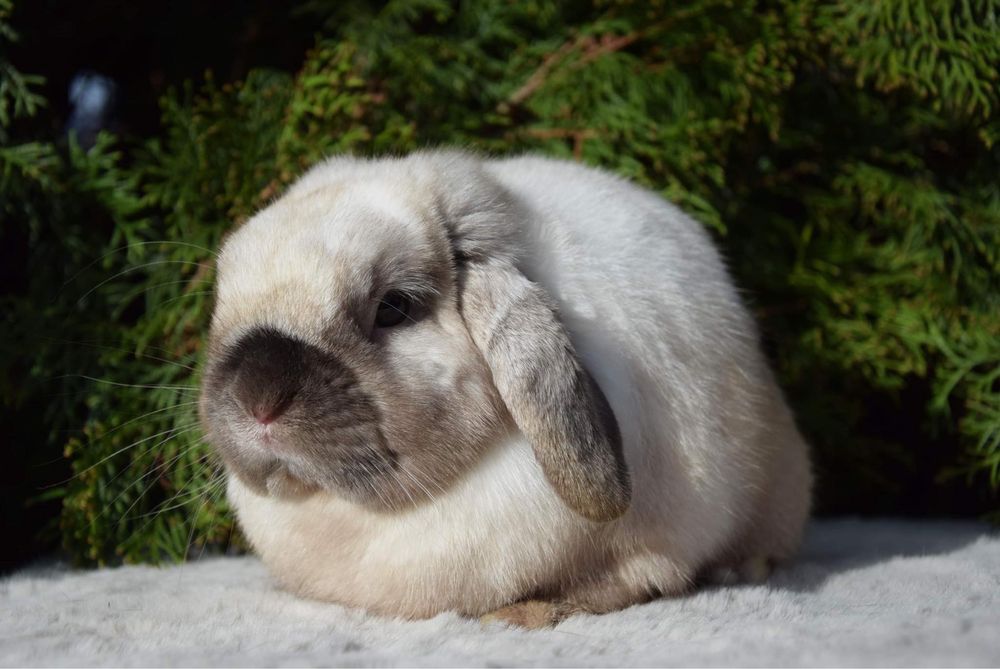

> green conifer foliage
[2,0,998,564]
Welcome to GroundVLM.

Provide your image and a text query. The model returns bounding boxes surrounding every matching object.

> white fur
[230,436,580,616]
[214,151,812,617]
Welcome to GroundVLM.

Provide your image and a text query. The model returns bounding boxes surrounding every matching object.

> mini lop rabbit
[199,150,812,627]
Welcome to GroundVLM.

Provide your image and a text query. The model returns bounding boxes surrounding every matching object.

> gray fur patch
[459,260,632,522]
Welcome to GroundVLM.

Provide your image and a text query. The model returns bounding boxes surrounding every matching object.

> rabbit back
[487,155,812,573]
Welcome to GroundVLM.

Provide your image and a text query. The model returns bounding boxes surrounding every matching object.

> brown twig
[574,32,643,68]
[522,127,598,160]
[506,40,580,107]
[504,21,663,110]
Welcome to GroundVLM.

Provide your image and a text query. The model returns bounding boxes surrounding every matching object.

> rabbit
[198,149,812,628]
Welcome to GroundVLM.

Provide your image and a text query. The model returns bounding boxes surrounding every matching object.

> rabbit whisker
[49,422,201,488]
[41,337,197,372]
[93,436,205,528]
[74,260,208,303]
[58,374,199,392]
[63,240,218,289]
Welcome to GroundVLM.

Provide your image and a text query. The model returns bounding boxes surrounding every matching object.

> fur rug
[2,519,998,667]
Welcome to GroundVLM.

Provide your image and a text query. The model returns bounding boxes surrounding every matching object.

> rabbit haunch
[198,151,812,624]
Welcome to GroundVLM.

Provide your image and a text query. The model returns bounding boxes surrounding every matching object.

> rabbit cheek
[368,318,511,505]
[200,327,394,503]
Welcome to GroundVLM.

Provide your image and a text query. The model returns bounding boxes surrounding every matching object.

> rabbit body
[209,152,812,622]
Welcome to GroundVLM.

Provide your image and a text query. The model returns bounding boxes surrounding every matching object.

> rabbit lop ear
[459,259,632,522]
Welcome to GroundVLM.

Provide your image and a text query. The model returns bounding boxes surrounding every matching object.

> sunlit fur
[201,150,813,619]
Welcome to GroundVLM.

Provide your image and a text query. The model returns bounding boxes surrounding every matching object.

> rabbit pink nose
[251,402,287,425]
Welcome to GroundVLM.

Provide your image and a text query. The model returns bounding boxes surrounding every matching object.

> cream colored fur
[211,151,812,619]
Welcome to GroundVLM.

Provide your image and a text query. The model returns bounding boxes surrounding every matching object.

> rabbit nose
[251,398,290,425]
[227,328,307,426]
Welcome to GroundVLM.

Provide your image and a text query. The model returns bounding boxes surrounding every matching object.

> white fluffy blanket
[2,519,998,667]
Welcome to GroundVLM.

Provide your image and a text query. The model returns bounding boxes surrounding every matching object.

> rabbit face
[200,180,508,510]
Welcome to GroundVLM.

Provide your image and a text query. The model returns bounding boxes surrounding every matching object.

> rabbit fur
[199,150,812,626]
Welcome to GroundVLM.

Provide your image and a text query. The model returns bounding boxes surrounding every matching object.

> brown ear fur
[459,260,631,522]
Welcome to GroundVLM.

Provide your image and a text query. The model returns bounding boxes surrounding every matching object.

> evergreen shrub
[2,0,997,564]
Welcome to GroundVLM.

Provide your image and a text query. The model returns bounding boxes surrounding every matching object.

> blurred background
[1,0,997,573]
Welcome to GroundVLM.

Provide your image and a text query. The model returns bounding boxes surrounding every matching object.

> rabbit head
[199,153,630,521]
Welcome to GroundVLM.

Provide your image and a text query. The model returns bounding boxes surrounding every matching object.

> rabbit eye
[374,292,411,328]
